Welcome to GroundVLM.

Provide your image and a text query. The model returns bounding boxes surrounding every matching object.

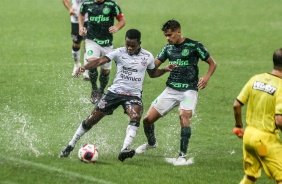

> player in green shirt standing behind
[135,19,217,166]
[78,0,126,103]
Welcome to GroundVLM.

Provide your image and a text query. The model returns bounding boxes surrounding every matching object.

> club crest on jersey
[103,7,110,14]
[181,49,189,56]
[141,57,148,66]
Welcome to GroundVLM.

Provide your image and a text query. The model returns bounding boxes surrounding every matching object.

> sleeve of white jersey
[147,52,155,70]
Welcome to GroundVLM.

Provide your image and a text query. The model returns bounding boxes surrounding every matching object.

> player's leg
[59,109,106,158]
[178,90,198,156]
[143,106,161,146]
[258,130,282,183]
[168,90,197,165]
[99,68,110,95]
[118,100,143,162]
[239,126,262,183]
[85,40,101,103]
[178,109,192,157]
[81,22,89,81]
[71,23,82,77]
[82,41,90,81]
[136,87,177,154]
[98,46,113,97]
[59,91,117,158]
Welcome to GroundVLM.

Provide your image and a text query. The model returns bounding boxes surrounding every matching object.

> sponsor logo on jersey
[89,15,110,23]
[169,59,188,66]
[120,66,141,81]
[169,82,189,88]
[93,38,110,45]
[252,81,276,95]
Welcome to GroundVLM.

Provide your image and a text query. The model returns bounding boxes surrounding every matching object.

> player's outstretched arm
[147,64,177,78]
[147,59,177,78]
[73,57,110,77]
[85,57,110,70]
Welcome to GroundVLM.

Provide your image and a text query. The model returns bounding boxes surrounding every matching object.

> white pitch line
[3,157,115,184]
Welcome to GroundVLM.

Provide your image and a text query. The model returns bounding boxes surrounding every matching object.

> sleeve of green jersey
[80,3,86,15]
[197,42,210,61]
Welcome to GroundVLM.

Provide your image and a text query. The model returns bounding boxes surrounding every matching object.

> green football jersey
[80,0,123,46]
[156,38,210,91]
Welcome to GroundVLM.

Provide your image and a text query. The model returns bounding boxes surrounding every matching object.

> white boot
[72,62,81,78]
[72,49,81,78]
[83,70,90,80]
[82,52,90,80]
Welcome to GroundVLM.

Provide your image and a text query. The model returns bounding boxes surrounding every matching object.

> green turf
[0,0,281,183]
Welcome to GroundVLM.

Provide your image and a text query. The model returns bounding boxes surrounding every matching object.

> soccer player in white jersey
[62,0,89,80]
[59,29,177,162]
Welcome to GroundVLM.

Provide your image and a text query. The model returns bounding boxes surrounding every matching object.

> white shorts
[85,39,113,70]
[151,87,198,116]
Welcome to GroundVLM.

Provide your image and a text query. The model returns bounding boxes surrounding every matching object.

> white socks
[72,49,81,66]
[68,123,88,147]
[121,125,139,151]
[83,52,89,78]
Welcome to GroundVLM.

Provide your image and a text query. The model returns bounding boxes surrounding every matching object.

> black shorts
[95,91,143,115]
[71,22,87,44]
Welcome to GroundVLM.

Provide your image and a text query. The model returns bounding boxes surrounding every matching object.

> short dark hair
[125,29,141,42]
[273,48,282,70]
[161,19,181,32]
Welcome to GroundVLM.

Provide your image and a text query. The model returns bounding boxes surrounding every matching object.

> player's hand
[164,64,178,72]
[233,127,244,139]
[109,26,119,34]
[79,27,87,36]
[69,8,76,16]
[74,67,85,77]
[197,76,209,90]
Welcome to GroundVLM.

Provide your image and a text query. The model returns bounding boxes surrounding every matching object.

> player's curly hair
[125,29,141,42]
[161,19,181,32]
[273,48,282,70]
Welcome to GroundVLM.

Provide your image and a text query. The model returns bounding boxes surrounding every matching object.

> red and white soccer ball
[78,144,99,163]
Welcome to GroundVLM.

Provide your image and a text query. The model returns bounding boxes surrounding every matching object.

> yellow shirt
[237,73,282,133]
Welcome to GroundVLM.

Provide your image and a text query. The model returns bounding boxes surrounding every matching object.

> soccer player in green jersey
[233,48,282,184]
[78,0,126,103]
[135,19,217,165]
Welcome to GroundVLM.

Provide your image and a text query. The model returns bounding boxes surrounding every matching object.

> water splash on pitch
[1,106,41,157]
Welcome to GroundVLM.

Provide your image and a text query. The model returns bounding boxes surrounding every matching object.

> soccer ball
[78,144,99,163]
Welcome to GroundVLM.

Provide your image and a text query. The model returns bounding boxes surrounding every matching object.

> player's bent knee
[82,120,92,130]
[129,121,140,127]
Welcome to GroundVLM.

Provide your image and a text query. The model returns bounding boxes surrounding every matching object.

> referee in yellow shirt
[233,48,282,184]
